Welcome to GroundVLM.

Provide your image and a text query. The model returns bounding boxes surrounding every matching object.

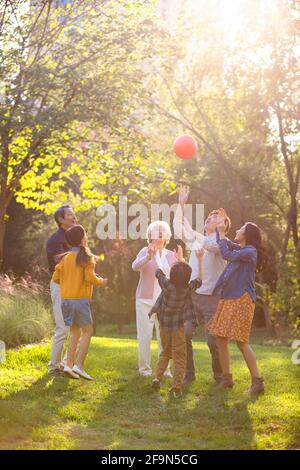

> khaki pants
[48,280,69,372]
[155,326,186,391]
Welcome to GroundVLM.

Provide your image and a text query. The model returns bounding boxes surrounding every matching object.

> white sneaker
[63,365,80,379]
[164,370,173,379]
[139,371,152,377]
[73,365,93,381]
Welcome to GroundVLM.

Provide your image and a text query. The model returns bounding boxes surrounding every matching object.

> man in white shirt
[173,186,231,384]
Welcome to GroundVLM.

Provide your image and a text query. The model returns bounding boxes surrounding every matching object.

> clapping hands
[147,242,157,260]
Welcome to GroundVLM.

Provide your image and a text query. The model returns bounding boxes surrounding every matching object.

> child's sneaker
[151,378,161,390]
[163,370,173,379]
[63,365,80,379]
[73,365,93,381]
[173,389,183,399]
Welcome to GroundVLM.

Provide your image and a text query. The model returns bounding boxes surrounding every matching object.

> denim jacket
[213,232,257,301]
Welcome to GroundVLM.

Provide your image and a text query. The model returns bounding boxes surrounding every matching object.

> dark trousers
[184,293,222,380]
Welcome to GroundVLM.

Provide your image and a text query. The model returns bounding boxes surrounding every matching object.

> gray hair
[146,220,172,244]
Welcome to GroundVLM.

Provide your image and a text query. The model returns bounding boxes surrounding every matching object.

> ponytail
[76,245,94,267]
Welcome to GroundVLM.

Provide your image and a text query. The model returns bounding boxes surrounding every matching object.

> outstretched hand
[217,221,226,234]
[178,185,190,206]
[195,247,205,260]
[174,244,185,262]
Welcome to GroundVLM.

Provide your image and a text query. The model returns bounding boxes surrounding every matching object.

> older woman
[132,221,178,377]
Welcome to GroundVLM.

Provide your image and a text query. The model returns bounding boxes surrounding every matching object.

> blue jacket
[213,233,257,301]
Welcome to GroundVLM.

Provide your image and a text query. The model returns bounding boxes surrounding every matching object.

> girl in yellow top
[53,225,107,380]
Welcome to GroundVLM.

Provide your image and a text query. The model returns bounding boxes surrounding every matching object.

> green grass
[0,335,299,450]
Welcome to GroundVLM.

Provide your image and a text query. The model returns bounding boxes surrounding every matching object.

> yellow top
[52,251,105,299]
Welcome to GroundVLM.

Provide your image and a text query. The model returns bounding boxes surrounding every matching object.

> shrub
[0,274,53,348]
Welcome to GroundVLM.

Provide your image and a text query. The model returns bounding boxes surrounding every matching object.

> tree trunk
[0,209,7,271]
[0,191,13,271]
[276,105,299,254]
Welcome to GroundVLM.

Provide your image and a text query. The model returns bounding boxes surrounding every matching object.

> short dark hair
[54,205,72,227]
[170,262,192,290]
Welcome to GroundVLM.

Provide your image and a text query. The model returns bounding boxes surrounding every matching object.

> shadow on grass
[0,374,74,449]
[0,340,274,450]
[1,337,299,450]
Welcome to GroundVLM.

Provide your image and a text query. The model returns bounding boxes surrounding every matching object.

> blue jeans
[61,298,92,328]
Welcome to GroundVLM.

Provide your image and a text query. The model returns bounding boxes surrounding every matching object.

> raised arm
[155,268,170,290]
[173,186,205,248]
[216,230,240,251]
[218,239,257,263]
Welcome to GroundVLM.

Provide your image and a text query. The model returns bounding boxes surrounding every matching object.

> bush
[0,274,53,348]
[264,243,300,333]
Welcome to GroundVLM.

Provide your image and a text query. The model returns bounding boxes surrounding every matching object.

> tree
[0,0,161,267]
[147,0,299,259]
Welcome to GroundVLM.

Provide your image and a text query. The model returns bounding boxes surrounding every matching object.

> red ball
[173,135,198,160]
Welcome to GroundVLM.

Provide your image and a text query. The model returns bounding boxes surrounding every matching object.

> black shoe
[182,375,196,385]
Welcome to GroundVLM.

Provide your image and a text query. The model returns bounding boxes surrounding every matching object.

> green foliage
[0,295,53,348]
[0,0,299,328]
[264,242,300,329]
[0,274,53,348]
[0,0,167,220]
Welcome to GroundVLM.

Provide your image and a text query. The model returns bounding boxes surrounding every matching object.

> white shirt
[189,234,226,294]
[173,204,227,295]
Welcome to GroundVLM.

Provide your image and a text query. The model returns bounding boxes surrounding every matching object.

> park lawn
[0,335,299,450]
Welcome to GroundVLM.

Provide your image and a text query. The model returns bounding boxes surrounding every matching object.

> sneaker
[139,371,152,377]
[173,389,183,399]
[73,365,93,381]
[248,377,264,395]
[182,374,196,385]
[218,373,234,389]
[152,378,161,390]
[63,365,80,379]
[163,370,173,379]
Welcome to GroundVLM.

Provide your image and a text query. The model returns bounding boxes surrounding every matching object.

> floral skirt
[206,292,255,343]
